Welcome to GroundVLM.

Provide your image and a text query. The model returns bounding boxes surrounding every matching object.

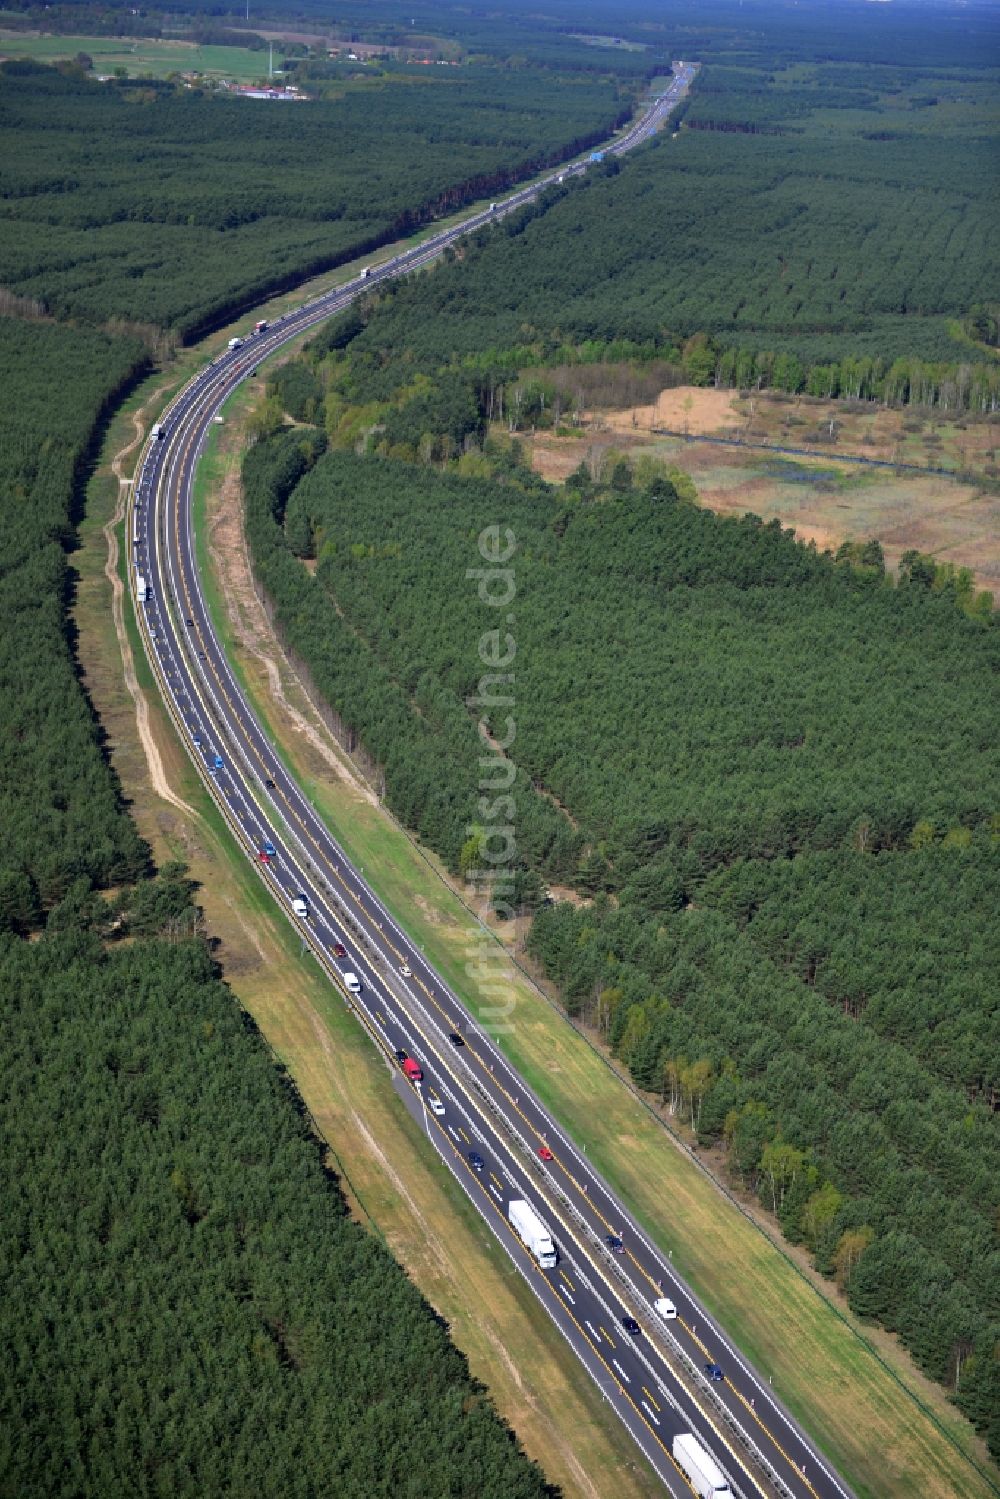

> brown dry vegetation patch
[523,384,1000,599]
[206,419,380,811]
[603,384,743,436]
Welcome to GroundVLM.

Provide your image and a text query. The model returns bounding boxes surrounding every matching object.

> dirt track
[105,392,195,819]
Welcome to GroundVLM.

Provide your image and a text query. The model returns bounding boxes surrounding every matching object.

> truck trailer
[136,573,147,603]
[508,1198,558,1269]
[672,1434,731,1498]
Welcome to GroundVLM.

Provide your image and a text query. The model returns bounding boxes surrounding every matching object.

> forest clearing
[524,387,1000,597]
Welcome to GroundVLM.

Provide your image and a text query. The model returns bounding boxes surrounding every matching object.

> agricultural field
[0,30,280,81]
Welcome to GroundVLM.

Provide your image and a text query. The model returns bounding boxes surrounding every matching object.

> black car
[620,1316,642,1337]
[468,1151,485,1173]
[605,1235,624,1254]
[704,1362,725,1382]
[394,1049,408,1063]
[264,777,276,789]
[448,1031,465,1047]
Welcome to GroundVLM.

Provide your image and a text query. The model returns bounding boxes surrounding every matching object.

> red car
[332,942,347,958]
[538,1145,554,1162]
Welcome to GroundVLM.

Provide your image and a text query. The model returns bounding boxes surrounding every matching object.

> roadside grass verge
[74,363,664,1499]
[190,392,998,1499]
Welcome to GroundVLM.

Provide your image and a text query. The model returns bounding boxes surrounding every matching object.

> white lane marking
[489,1184,503,1202]
[447,1126,460,1141]
[558,1285,576,1306]
[641,1400,660,1427]
[611,1359,631,1384]
[584,1320,598,1340]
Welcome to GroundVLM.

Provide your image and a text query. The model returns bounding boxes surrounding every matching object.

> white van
[292,895,309,919]
[655,1297,678,1321]
[343,971,362,995]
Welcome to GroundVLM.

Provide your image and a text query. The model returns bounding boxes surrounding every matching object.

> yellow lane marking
[683,1318,712,1358]
[729,1382,822,1498]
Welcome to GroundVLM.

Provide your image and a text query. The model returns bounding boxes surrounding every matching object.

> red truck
[402,1058,423,1086]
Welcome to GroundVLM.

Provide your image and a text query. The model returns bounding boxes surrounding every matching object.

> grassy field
[180,347,998,1496]
[0,30,282,81]
[72,364,665,1499]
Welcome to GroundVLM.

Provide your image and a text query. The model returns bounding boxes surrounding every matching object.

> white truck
[150,422,164,441]
[342,971,361,995]
[227,336,243,350]
[292,895,309,919]
[508,1198,557,1269]
[672,1434,731,1497]
[136,573,148,603]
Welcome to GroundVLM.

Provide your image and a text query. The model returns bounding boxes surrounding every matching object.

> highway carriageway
[129,75,851,1499]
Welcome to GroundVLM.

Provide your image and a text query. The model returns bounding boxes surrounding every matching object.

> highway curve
[130,74,852,1499]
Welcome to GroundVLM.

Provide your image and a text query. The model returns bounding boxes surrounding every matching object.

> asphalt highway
[131,74,852,1499]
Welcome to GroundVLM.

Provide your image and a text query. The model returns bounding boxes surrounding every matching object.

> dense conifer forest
[3,0,999,1480]
[241,427,1000,1460]
[0,319,150,919]
[320,42,999,404]
[0,316,555,1498]
[0,59,622,335]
